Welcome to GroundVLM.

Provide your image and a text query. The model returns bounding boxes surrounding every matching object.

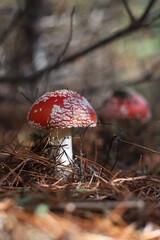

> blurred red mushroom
[101,89,151,122]
[99,89,152,166]
[27,89,97,165]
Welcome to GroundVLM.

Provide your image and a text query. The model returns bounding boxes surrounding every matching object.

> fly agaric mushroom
[27,90,97,165]
[101,89,151,122]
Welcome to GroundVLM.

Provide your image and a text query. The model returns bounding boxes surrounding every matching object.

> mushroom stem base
[50,128,73,165]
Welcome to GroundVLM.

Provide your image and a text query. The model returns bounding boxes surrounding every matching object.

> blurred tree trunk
[8,0,47,83]
[23,0,47,72]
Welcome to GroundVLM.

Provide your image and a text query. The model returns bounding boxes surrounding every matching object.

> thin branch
[146,11,160,26]
[119,138,160,156]
[56,6,75,63]
[0,10,26,45]
[0,22,146,83]
[139,0,157,22]
[43,7,75,90]
[19,91,33,103]
[0,2,159,84]
[149,23,160,28]
[125,75,160,87]
[102,135,117,169]
[123,59,160,86]
[121,0,136,23]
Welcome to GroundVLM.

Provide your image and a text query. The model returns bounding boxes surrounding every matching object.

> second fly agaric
[101,89,151,122]
[27,90,97,165]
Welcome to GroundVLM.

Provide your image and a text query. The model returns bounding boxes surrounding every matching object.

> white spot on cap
[120,105,128,117]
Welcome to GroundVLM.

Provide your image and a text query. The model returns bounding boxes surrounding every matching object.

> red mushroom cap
[28,90,97,128]
[102,90,151,122]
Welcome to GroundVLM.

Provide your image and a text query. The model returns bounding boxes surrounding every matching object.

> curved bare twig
[0,0,159,84]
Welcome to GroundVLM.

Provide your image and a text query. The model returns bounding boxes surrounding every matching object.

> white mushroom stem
[50,128,73,165]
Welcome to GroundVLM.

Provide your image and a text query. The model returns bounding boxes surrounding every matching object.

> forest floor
[0,122,160,240]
